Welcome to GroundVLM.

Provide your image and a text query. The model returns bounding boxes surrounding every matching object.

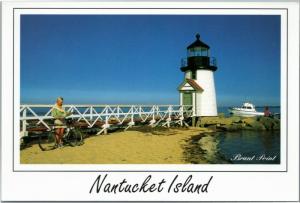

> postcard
[1,0,299,202]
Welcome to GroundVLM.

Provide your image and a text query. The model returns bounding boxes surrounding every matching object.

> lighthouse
[178,33,218,117]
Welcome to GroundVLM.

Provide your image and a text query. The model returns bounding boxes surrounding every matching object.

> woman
[264,106,271,117]
[51,97,71,148]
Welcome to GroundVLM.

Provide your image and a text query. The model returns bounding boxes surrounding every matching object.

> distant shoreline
[19,103,281,108]
[219,106,280,108]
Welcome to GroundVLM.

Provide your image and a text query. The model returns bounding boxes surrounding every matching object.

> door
[183,92,193,106]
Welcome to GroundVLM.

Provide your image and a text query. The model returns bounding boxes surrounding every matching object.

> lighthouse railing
[19,104,193,136]
[180,57,217,67]
[181,58,187,67]
[210,57,217,67]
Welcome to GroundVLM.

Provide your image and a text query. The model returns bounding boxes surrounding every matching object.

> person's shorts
[54,119,67,129]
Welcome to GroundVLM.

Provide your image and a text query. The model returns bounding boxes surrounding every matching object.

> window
[201,48,208,56]
[188,47,209,57]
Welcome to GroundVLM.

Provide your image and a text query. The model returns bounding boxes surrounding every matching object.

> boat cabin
[241,103,255,110]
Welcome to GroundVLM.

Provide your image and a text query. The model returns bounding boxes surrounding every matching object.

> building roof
[178,79,204,92]
[186,33,210,49]
[186,79,204,91]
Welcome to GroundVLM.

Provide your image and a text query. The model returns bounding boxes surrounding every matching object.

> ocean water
[184,130,280,164]
[183,106,281,164]
[23,106,281,117]
[217,130,280,164]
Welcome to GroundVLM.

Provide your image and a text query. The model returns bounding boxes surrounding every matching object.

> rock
[224,125,238,131]
[258,117,280,130]
[207,125,217,131]
[258,117,275,130]
[273,118,280,130]
[232,123,244,130]
[217,123,242,131]
[242,117,257,125]
[242,117,266,130]
[198,135,219,161]
[227,124,244,131]
[250,121,266,131]
[195,120,202,127]
[218,113,225,118]
[229,116,242,123]
[218,118,233,125]
[196,115,279,131]
[199,116,220,126]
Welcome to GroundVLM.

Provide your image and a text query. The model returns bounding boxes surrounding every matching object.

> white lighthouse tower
[178,33,218,117]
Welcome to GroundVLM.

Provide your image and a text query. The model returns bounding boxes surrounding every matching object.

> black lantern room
[180,33,217,74]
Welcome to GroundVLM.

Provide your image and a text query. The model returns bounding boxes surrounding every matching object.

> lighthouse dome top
[186,33,210,49]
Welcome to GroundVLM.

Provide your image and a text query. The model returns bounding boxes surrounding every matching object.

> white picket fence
[20,104,194,136]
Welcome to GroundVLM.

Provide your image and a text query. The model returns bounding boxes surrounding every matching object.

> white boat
[228,102,264,117]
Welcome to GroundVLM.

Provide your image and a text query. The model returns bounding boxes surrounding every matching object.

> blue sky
[21,15,280,106]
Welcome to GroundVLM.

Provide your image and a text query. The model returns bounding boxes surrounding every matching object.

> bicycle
[38,118,84,151]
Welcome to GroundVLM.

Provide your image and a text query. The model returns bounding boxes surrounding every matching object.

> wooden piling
[192,116,196,127]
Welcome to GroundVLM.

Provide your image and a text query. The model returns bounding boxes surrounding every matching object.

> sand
[20,127,212,164]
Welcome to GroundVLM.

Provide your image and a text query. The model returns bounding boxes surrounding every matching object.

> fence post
[180,106,184,126]
[124,106,135,131]
[117,105,120,118]
[167,105,171,127]
[139,106,142,118]
[131,106,134,123]
[22,108,27,137]
[104,107,108,135]
[90,106,93,121]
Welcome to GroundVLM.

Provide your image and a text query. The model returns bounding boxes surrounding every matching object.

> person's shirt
[51,104,69,119]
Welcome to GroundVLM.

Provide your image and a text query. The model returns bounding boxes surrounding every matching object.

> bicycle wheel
[39,131,56,151]
[20,136,27,150]
[74,128,84,146]
[65,129,78,147]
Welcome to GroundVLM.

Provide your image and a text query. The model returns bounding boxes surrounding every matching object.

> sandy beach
[20,127,212,164]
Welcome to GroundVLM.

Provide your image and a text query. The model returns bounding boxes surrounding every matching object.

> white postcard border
[1,1,299,202]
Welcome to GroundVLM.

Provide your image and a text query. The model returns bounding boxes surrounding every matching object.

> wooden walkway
[20,104,194,136]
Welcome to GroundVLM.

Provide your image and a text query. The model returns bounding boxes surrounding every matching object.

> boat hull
[229,108,264,117]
